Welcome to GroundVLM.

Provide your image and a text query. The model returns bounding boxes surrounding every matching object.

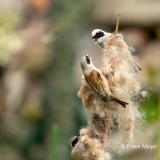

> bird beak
[92,38,97,45]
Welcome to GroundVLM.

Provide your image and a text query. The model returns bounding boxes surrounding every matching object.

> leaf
[48,124,59,160]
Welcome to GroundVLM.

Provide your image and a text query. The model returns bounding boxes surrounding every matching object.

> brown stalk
[115,13,120,34]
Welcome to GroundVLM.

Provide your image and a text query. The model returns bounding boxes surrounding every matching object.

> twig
[115,13,120,34]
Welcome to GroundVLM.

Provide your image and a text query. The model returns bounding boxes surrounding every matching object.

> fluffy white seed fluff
[71,33,146,160]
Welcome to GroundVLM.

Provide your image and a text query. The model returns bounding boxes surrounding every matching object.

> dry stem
[115,13,120,34]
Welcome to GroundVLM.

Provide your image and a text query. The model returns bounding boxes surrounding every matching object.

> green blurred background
[0,0,159,160]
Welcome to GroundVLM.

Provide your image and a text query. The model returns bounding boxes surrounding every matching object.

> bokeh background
[0,0,159,160]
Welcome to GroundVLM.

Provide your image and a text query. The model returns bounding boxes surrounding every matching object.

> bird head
[80,54,93,71]
[68,136,79,151]
[91,29,111,48]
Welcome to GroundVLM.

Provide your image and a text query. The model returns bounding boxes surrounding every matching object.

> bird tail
[110,96,128,108]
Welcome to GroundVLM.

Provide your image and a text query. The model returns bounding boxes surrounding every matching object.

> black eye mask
[71,136,79,147]
[85,56,90,64]
[92,31,105,39]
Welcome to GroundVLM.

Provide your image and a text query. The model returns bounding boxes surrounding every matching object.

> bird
[91,29,141,73]
[80,54,128,108]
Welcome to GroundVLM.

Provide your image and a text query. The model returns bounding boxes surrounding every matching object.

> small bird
[80,54,128,108]
[91,29,141,73]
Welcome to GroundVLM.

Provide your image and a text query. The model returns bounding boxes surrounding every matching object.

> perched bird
[80,54,128,108]
[91,29,141,73]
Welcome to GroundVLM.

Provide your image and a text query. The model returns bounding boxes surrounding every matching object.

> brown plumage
[80,55,128,108]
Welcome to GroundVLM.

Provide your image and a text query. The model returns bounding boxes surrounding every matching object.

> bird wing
[85,70,107,101]
[85,70,128,107]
